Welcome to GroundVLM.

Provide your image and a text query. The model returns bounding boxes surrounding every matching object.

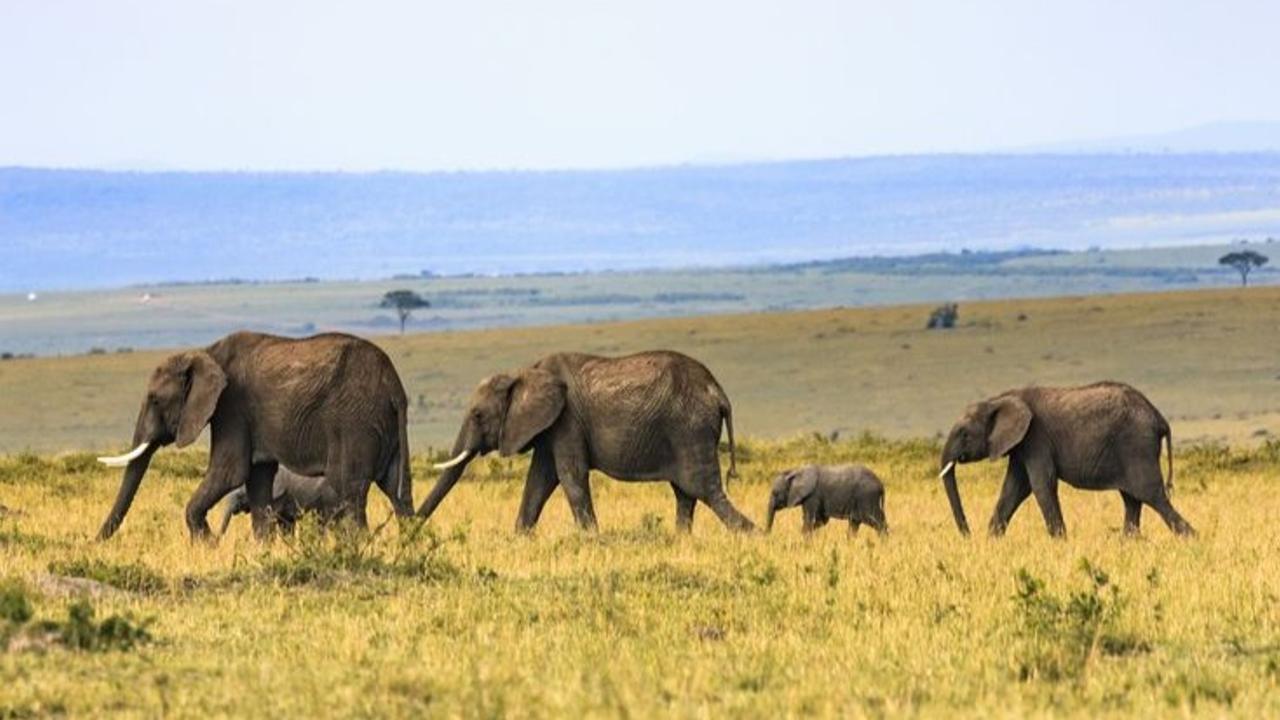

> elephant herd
[95,330,1195,543]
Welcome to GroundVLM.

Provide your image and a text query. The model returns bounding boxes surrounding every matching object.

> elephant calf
[765,464,888,535]
[218,468,342,536]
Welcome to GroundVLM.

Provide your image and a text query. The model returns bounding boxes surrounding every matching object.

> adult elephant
[937,381,1194,538]
[416,351,755,533]
[95,331,413,541]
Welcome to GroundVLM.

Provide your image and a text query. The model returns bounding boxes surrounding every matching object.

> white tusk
[433,450,471,470]
[938,461,955,479]
[97,442,151,467]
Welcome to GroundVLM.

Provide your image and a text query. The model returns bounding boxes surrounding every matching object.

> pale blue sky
[1,0,1277,170]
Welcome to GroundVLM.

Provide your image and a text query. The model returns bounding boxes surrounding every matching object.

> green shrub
[0,580,33,624]
[1011,559,1136,683]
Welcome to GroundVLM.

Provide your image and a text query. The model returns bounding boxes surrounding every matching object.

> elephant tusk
[433,450,471,470]
[938,461,955,479]
[98,442,151,467]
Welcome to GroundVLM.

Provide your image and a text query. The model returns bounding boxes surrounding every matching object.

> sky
[1,0,1278,171]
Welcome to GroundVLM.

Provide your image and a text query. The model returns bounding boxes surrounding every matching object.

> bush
[0,580,34,624]
[3,589,152,654]
[1011,559,1138,683]
[54,601,151,652]
[926,303,959,329]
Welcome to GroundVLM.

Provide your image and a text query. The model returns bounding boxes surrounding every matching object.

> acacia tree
[1219,250,1268,287]
[380,289,430,333]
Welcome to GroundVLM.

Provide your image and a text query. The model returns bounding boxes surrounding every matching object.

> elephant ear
[987,396,1032,460]
[176,351,227,448]
[785,467,818,507]
[498,368,566,456]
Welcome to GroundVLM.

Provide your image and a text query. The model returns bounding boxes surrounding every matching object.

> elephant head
[416,368,565,519]
[937,394,1032,536]
[764,466,817,531]
[96,351,227,540]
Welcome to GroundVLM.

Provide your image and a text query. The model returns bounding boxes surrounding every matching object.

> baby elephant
[218,468,342,536]
[765,464,888,535]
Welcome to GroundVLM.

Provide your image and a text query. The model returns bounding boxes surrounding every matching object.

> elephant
[95,331,413,541]
[416,350,755,532]
[218,467,342,536]
[765,464,888,535]
[937,381,1194,538]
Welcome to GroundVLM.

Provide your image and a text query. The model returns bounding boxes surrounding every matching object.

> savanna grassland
[3,284,1279,453]
[1,286,1279,716]
[1,438,1278,717]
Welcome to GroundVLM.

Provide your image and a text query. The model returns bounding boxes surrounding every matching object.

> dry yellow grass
[3,286,1279,453]
[1,287,1278,716]
[1,436,1278,717]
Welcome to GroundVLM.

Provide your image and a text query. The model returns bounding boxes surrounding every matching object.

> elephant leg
[672,484,697,532]
[185,425,251,542]
[677,452,755,532]
[988,461,1031,537]
[516,446,559,532]
[1125,467,1195,536]
[1121,491,1142,535]
[800,506,818,534]
[701,485,756,532]
[554,454,598,531]
[1024,454,1066,538]
[867,513,889,536]
[848,518,860,535]
[246,461,279,540]
[1143,493,1196,536]
[328,436,378,531]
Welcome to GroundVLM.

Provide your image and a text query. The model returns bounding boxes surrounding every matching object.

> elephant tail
[719,393,739,481]
[395,398,413,515]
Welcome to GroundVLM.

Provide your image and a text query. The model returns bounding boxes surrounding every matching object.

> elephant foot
[188,527,218,546]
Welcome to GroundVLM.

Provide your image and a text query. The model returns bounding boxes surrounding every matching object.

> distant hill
[2,153,1280,292]
[1,242,1274,357]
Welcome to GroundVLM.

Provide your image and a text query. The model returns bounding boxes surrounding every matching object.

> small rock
[6,629,62,654]
[33,573,129,600]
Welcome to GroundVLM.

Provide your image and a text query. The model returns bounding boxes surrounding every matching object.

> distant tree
[380,289,430,333]
[926,302,959,329]
[1218,250,1268,287]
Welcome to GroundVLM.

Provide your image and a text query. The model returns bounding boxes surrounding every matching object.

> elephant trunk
[218,488,246,537]
[96,445,158,541]
[764,498,779,532]
[218,505,236,537]
[416,428,478,520]
[939,456,970,536]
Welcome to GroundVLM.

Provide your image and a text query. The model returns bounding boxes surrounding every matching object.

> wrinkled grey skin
[939,381,1194,538]
[765,464,888,535]
[417,350,754,532]
[218,467,343,536]
[98,331,413,542]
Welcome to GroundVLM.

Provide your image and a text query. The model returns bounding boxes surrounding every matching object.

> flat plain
[2,284,1278,453]
[1,285,1278,717]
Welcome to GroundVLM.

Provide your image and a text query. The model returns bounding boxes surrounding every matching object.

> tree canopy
[380,289,430,333]
[1219,250,1268,287]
